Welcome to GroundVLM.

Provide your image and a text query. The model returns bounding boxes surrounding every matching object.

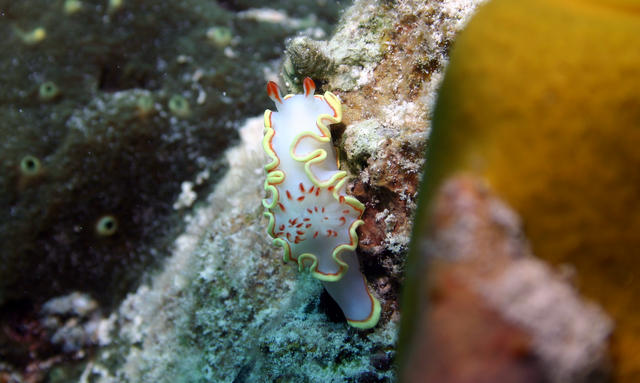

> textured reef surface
[0,0,342,308]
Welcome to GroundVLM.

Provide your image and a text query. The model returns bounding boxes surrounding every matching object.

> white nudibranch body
[262,78,381,329]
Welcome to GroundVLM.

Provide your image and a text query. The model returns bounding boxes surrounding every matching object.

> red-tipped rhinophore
[267,81,283,104]
[303,77,316,97]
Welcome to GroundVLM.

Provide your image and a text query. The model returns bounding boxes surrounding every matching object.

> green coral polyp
[63,0,82,14]
[262,78,380,329]
[108,0,124,14]
[95,215,118,236]
[206,26,233,47]
[136,94,155,117]
[20,155,42,176]
[39,81,60,101]
[15,26,46,45]
[168,95,191,117]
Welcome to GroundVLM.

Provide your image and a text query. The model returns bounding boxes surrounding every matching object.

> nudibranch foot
[322,251,381,329]
[262,78,380,329]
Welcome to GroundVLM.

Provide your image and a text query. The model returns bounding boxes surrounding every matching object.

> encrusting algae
[405,0,640,380]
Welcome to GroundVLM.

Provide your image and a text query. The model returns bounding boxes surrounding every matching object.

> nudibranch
[262,78,381,329]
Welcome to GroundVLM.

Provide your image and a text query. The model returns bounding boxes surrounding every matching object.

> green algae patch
[407,0,640,380]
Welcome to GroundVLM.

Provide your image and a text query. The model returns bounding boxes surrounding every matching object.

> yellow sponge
[418,0,640,379]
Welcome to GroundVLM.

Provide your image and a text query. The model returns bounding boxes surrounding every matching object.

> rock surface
[402,176,612,383]
[284,0,487,325]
